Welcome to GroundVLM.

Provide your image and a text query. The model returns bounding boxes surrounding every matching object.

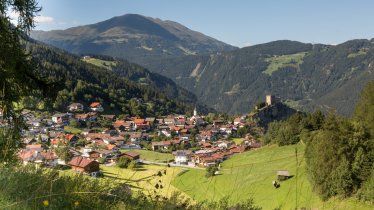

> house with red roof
[68,157,100,174]
[89,102,104,112]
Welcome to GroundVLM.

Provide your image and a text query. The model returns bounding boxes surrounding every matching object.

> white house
[68,103,84,112]
[173,150,193,164]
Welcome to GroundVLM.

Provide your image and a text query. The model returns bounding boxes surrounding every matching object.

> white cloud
[8,11,55,25]
[34,15,55,24]
[9,10,19,19]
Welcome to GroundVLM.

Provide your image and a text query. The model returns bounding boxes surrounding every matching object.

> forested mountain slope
[143,39,374,116]
[26,40,210,116]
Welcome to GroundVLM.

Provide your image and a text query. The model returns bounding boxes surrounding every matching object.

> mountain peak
[31,14,237,64]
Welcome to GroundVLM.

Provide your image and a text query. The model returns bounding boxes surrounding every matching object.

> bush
[205,165,218,178]
[357,170,374,204]
[117,157,131,168]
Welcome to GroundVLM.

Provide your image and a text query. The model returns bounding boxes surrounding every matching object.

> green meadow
[171,144,373,210]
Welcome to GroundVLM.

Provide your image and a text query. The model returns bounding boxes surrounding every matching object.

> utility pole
[295,147,298,209]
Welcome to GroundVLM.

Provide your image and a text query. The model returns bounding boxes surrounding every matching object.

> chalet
[119,150,140,161]
[26,144,43,152]
[18,150,44,165]
[52,113,69,124]
[68,157,100,174]
[113,120,134,132]
[89,102,104,112]
[88,151,101,160]
[68,103,84,112]
[75,113,88,122]
[145,117,156,124]
[66,134,79,145]
[86,133,111,141]
[102,129,118,136]
[121,143,141,150]
[129,132,142,142]
[173,150,192,164]
[213,120,224,128]
[164,118,176,125]
[198,130,214,141]
[81,129,94,136]
[134,118,145,125]
[175,119,186,127]
[199,155,223,166]
[40,151,58,167]
[106,144,119,151]
[81,146,93,157]
[160,129,172,137]
[216,140,231,149]
[152,140,181,151]
[103,135,125,146]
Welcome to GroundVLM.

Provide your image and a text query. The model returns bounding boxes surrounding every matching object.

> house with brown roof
[119,151,140,161]
[152,140,181,151]
[52,113,69,124]
[26,144,43,152]
[68,157,100,174]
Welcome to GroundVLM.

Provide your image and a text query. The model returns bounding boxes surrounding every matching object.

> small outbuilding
[119,151,140,161]
[68,157,100,174]
[277,170,290,181]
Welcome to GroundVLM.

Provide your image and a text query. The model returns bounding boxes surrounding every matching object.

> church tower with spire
[193,106,197,116]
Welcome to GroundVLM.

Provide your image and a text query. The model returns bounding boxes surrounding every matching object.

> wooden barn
[277,170,290,181]
[68,157,100,174]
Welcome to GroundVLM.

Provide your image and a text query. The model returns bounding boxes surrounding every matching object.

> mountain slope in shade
[26,40,213,116]
[142,39,374,116]
[31,14,237,65]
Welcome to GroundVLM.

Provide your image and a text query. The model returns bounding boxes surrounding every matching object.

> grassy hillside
[120,149,174,162]
[264,52,306,75]
[101,164,184,198]
[83,57,117,70]
[172,144,373,209]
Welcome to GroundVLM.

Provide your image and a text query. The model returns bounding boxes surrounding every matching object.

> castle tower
[266,95,274,106]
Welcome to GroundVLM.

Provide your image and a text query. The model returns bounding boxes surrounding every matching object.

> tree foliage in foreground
[0,166,262,210]
[303,82,374,202]
[0,0,43,163]
[305,113,373,200]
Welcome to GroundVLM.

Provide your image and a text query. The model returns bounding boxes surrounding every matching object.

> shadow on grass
[133,168,147,171]
[104,174,133,182]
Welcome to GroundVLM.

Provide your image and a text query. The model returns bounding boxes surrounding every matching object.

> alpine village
[1,1,374,210]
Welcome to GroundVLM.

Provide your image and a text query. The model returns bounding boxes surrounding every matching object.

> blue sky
[32,0,374,47]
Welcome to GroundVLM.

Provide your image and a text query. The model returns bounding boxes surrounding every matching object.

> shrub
[205,165,218,178]
[117,157,131,168]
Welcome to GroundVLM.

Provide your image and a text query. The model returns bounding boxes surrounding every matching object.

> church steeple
[193,106,197,116]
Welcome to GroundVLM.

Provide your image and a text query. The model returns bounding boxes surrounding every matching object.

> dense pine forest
[24,41,208,117]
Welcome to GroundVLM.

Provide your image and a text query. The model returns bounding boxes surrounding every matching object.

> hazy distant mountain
[142,39,374,116]
[31,14,237,64]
